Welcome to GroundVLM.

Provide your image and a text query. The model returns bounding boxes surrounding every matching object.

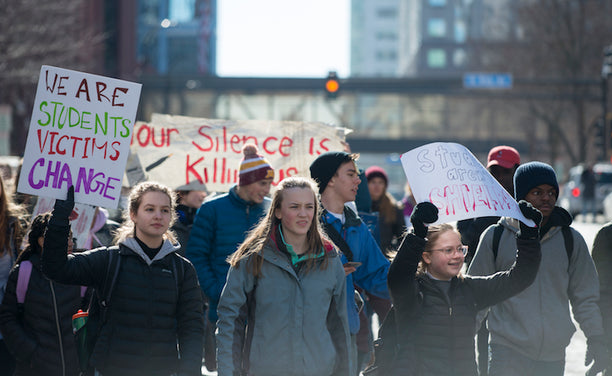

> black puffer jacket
[387,233,541,376]
[42,222,205,376]
[0,254,83,376]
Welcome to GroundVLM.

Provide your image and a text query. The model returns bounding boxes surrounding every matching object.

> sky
[216,0,351,78]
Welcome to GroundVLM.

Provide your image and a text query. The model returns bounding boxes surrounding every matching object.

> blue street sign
[463,73,513,89]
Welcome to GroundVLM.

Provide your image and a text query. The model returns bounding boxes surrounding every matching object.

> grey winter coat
[216,236,351,376]
[468,208,604,361]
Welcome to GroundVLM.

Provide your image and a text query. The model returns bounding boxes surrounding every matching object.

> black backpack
[362,306,401,376]
[491,224,574,269]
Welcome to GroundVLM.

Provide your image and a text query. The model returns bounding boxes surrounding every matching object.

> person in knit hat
[468,161,609,376]
[186,143,274,372]
[309,151,390,375]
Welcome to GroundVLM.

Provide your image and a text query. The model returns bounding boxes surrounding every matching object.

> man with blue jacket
[186,143,274,372]
[310,151,390,375]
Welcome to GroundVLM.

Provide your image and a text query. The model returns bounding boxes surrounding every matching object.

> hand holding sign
[50,185,75,227]
[517,201,542,240]
[400,142,535,227]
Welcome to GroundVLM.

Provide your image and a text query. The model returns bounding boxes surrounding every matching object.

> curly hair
[16,212,51,263]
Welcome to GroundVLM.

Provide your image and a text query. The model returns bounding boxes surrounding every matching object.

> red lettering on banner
[184,154,299,187]
[134,124,177,148]
[429,183,514,217]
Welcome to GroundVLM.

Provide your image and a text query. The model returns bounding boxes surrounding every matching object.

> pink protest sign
[17,65,142,208]
[400,142,534,226]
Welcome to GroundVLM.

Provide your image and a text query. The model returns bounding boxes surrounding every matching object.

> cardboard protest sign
[129,113,351,192]
[400,142,534,226]
[31,197,96,249]
[17,66,142,208]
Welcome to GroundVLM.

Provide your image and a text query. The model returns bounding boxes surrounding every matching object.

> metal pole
[603,77,608,161]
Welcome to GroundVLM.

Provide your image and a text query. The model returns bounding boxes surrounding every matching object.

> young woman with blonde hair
[216,176,352,376]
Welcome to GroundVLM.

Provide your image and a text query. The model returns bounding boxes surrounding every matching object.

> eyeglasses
[427,245,468,257]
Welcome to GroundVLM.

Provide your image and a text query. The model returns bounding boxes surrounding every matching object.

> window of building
[429,0,447,6]
[428,19,446,37]
[169,0,196,22]
[377,7,397,18]
[376,32,398,41]
[376,50,398,61]
[454,20,466,43]
[453,48,467,66]
[427,49,446,68]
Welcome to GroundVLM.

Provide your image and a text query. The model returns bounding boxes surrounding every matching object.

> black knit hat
[309,151,354,194]
[513,161,559,201]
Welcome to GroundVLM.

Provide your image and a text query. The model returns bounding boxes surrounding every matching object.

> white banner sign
[400,142,534,226]
[17,65,142,208]
[129,113,351,192]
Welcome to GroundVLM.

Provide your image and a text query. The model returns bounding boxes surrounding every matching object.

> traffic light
[324,71,340,100]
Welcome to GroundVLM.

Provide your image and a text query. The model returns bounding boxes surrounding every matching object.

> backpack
[491,224,574,269]
[362,306,401,376]
[16,260,87,304]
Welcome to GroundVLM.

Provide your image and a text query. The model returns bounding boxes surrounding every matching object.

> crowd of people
[0,142,610,376]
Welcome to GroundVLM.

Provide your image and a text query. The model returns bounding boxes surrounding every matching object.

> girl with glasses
[385,201,542,376]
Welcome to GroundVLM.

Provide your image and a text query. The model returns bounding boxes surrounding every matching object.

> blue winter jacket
[186,186,270,322]
[323,206,390,334]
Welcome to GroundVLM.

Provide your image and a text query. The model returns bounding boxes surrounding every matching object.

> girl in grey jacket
[216,177,352,376]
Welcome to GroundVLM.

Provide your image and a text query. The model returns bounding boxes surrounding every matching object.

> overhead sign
[17,65,142,208]
[400,142,534,226]
[463,72,513,89]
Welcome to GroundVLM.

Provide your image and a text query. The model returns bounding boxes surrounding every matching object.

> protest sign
[31,197,96,249]
[400,142,534,226]
[129,113,351,192]
[17,65,142,208]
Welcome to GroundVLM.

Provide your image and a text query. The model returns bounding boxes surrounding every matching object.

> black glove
[410,202,438,239]
[585,335,610,376]
[516,200,542,240]
[50,185,75,227]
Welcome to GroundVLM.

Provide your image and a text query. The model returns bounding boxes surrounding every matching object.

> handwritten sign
[17,65,142,208]
[400,142,534,226]
[31,197,96,249]
[129,113,351,192]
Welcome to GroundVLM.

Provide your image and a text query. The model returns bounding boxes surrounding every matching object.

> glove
[50,185,75,227]
[410,202,438,239]
[585,335,610,376]
[516,200,542,240]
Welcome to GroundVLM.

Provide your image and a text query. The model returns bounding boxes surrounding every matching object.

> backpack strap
[561,226,574,269]
[491,224,504,261]
[98,246,121,322]
[322,221,353,262]
[492,224,574,269]
[170,255,185,297]
[16,260,33,304]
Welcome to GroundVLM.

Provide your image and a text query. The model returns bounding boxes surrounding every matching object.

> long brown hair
[0,175,24,257]
[228,176,331,277]
[114,181,177,244]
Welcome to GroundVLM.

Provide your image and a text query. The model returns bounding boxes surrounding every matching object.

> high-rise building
[350,0,401,77]
[352,0,515,77]
[135,0,217,76]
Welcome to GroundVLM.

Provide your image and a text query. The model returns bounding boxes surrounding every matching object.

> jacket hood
[120,237,179,265]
